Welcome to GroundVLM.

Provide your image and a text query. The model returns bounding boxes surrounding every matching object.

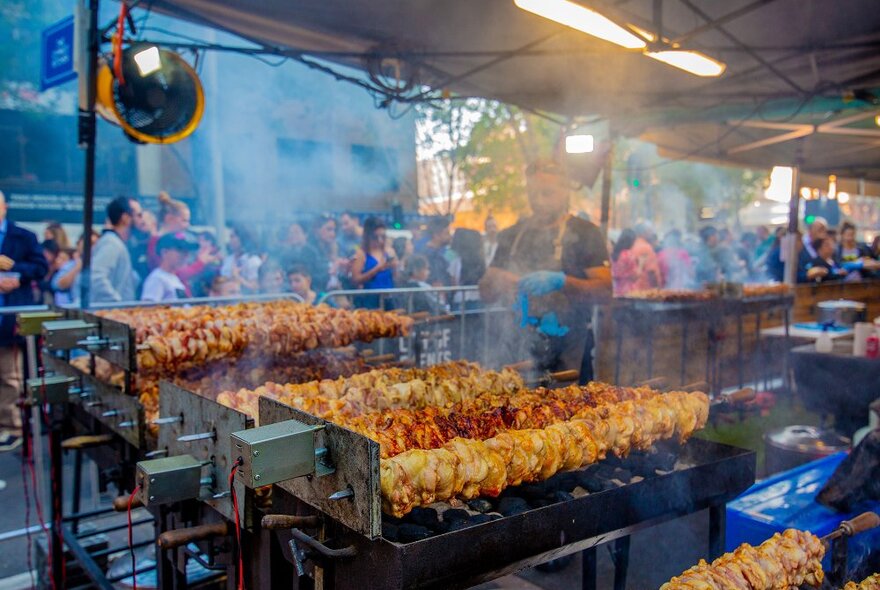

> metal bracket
[42,320,99,351]
[259,397,382,539]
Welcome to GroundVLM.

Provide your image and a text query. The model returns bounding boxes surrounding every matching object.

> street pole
[783,164,801,286]
[78,0,99,308]
[600,139,614,238]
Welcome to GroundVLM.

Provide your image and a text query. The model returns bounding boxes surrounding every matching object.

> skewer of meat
[660,529,825,590]
[96,300,414,373]
[662,512,880,590]
[379,390,709,517]
[215,362,525,421]
[844,573,880,590]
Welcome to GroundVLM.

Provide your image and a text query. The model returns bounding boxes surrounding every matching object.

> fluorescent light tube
[514,0,646,49]
[645,50,725,77]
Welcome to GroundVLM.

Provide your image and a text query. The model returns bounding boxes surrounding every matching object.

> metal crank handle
[637,376,668,390]
[723,387,756,405]
[113,494,143,512]
[822,512,880,543]
[157,522,230,550]
[261,514,322,530]
[290,528,356,560]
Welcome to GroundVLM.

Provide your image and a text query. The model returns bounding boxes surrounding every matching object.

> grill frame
[271,437,755,590]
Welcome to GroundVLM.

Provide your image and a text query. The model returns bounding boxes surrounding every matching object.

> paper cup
[853,322,874,356]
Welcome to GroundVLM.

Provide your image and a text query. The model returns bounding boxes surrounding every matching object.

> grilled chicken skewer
[216,362,525,422]
[96,300,413,373]
[380,390,709,517]
[844,573,880,590]
[660,528,825,590]
[661,512,880,590]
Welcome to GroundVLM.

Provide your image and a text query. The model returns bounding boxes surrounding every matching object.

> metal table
[790,341,880,436]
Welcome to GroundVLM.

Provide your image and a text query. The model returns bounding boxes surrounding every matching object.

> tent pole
[78,0,99,308]
[600,139,614,237]
[783,164,800,285]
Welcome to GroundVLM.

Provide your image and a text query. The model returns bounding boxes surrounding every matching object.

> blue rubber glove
[516,293,539,328]
[518,271,566,296]
[538,312,570,337]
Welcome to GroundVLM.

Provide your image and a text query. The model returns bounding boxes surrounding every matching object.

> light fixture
[565,134,594,154]
[514,0,726,77]
[645,50,726,77]
[514,0,646,49]
[765,166,794,203]
[133,46,161,77]
[875,114,880,127]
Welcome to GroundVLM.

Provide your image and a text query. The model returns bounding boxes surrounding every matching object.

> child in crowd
[141,232,198,302]
[287,263,317,304]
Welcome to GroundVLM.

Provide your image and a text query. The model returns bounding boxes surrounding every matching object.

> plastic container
[815,326,834,353]
[763,425,850,475]
[853,322,874,356]
[726,453,880,571]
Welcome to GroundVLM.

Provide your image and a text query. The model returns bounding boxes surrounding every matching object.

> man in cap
[802,216,828,259]
[141,232,199,302]
[480,161,611,376]
[0,190,48,451]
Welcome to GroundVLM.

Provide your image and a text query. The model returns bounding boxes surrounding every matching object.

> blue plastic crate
[726,452,880,569]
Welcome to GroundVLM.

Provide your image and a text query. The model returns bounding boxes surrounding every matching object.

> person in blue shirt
[350,216,397,309]
[806,236,848,283]
[0,190,49,452]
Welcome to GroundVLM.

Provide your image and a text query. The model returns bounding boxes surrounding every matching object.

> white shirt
[220,253,262,283]
[141,268,187,302]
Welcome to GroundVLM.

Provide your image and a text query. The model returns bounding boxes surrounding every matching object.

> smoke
[196,41,417,226]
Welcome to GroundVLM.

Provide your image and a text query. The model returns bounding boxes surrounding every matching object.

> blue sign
[41,16,77,91]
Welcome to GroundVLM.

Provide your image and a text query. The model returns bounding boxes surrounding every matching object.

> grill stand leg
[830,536,848,587]
[708,504,726,561]
[581,546,597,590]
[71,449,83,534]
[611,536,630,590]
[156,506,187,589]
[49,405,65,590]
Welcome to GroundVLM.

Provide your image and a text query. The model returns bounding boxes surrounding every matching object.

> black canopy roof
[152,0,880,177]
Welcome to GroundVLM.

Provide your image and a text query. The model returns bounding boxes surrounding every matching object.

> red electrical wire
[113,2,129,85]
[128,485,141,590]
[228,459,245,590]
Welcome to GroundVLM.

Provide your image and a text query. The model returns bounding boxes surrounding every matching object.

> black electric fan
[97,46,204,144]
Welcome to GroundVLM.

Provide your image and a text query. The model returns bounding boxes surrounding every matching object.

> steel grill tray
[328,438,754,590]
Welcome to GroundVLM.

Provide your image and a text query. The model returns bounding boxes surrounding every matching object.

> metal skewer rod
[820,512,880,544]
[177,431,215,443]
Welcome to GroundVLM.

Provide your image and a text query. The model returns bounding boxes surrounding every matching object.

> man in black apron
[480,161,611,379]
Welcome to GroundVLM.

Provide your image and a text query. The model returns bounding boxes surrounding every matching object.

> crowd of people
[30,193,502,311]
[610,218,880,295]
[27,191,880,308]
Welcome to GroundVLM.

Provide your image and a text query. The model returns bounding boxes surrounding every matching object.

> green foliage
[416,98,563,215]
[461,102,560,215]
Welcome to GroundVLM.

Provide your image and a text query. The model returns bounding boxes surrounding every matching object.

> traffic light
[391,203,404,229]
